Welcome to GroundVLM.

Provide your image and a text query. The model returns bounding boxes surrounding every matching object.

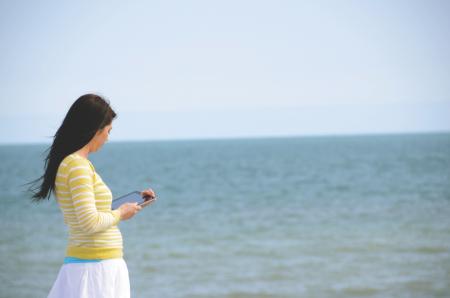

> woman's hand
[117,188,157,220]
[141,188,156,199]
[118,202,142,221]
[141,188,157,207]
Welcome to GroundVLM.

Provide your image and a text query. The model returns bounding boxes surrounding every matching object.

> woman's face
[91,123,112,152]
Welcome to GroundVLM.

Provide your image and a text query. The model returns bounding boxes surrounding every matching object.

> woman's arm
[67,159,121,234]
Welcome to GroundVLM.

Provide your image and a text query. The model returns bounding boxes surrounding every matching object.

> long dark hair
[29,94,117,201]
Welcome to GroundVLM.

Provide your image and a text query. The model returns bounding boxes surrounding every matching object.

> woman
[29,94,156,298]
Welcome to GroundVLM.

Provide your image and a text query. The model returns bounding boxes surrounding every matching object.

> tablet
[111,191,153,210]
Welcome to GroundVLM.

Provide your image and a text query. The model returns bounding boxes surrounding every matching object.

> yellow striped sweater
[54,153,122,259]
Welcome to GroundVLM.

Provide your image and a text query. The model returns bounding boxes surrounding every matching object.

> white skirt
[48,258,130,298]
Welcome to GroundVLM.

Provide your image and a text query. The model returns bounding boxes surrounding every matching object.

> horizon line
[1,129,449,147]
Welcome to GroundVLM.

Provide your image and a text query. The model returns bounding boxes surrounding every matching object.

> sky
[0,0,449,144]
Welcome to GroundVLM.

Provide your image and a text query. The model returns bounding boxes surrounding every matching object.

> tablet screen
[111,191,145,210]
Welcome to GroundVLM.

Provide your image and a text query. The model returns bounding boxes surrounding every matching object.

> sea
[0,133,449,298]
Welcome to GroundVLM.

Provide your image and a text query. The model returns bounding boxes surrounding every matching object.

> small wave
[341,286,380,296]
[414,246,449,254]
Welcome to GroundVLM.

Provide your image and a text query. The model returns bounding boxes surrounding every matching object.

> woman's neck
[75,146,90,159]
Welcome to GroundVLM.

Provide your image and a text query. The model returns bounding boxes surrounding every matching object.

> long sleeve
[67,159,121,234]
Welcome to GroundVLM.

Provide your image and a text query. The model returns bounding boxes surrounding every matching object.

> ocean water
[0,133,449,298]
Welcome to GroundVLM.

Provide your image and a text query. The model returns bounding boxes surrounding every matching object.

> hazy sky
[1,0,449,143]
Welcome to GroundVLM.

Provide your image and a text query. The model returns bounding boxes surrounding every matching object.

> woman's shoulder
[59,153,93,172]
